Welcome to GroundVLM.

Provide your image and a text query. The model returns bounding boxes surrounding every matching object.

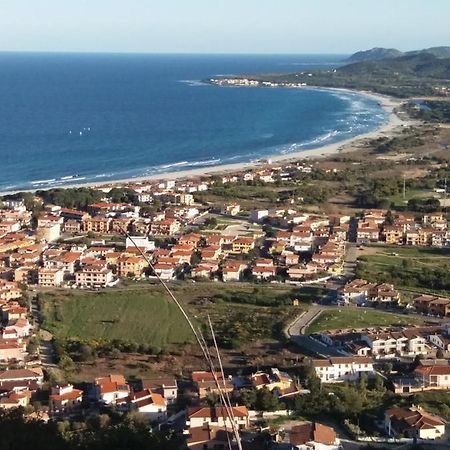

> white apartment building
[311,357,374,383]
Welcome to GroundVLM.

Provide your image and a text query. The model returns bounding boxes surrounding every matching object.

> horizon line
[0,49,351,56]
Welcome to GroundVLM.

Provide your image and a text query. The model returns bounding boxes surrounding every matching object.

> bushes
[212,287,313,307]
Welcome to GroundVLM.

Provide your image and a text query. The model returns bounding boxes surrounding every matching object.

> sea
[0,53,388,192]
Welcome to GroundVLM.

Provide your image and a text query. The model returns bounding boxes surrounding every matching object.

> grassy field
[388,188,433,208]
[41,288,194,348]
[306,308,423,334]
[357,245,450,296]
[41,281,310,350]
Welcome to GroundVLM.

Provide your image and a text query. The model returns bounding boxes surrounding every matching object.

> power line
[118,226,242,450]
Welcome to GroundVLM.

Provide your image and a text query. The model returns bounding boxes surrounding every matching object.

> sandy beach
[87,90,409,187]
[1,89,410,195]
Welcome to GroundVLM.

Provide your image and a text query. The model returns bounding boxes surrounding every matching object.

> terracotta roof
[188,406,248,419]
[191,371,224,383]
[415,365,450,376]
[290,422,337,446]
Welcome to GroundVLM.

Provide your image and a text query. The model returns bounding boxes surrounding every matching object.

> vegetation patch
[357,246,450,295]
[40,288,194,349]
[305,308,422,334]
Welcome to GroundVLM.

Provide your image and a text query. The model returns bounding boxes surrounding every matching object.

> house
[288,263,321,281]
[290,422,340,450]
[191,371,234,399]
[384,406,446,440]
[222,203,241,216]
[0,389,31,410]
[38,267,64,287]
[222,262,247,282]
[94,374,130,404]
[2,318,32,338]
[153,263,176,280]
[141,378,178,405]
[0,340,27,363]
[0,368,43,384]
[117,255,147,278]
[311,357,374,383]
[382,225,404,245]
[251,368,294,392]
[83,217,112,234]
[75,265,114,288]
[49,384,83,414]
[231,237,255,255]
[251,259,276,280]
[117,389,167,423]
[356,220,380,244]
[150,219,181,236]
[191,263,218,279]
[185,425,233,450]
[414,294,450,316]
[414,364,450,390]
[428,334,450,353]
[250,209,269,223]
[125,236,155,252]
[186,406,250,430]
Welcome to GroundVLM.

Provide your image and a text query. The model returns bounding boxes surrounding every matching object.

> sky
[1,0,449,54]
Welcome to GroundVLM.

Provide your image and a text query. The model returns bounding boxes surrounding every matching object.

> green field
[41,288,194,348]
[357,245,450,296]
[41,282,309,350]
[388,189,433,208]
[306,308,423,334]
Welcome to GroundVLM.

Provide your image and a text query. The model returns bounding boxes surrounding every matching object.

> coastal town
[2,125,450,448]
[0,0,450,443]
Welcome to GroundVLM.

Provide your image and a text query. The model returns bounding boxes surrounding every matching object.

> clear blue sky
[1,0,449,54]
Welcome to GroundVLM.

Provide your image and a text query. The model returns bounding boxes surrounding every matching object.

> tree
[374,375,385,392]
[436,349,445,359]
[254,388,282,412]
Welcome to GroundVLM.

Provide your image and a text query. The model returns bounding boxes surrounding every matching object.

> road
[286,302,447,358]
[286,305,347,357]
[31,294,58,368]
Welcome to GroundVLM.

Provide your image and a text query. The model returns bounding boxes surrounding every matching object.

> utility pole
[403,174,406,200]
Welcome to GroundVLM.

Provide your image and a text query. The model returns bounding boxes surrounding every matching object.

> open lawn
[41,281,311,350]
[388,188,434,208]
[305,308,423,334]
[357,245,450,296]
[41,288,194,348]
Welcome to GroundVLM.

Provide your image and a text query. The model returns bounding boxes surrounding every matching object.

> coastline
[0,88,409,195]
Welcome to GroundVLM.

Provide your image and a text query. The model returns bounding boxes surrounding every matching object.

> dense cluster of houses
[339,278,400,305]
[357,210,450,247]
[313,323,450,359]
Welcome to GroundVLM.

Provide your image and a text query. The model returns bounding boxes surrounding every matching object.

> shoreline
[0,88,409,195]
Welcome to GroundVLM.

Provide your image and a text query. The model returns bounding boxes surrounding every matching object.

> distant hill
[340,53,450,79]
[406,46,450,58]
[346,47,403,63]
[346,46,450,63]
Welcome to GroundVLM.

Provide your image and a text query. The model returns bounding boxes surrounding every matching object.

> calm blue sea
[0,53,387,192]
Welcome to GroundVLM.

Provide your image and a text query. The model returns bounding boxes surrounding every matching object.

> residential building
[186,406,249,430]
[117,255,147,278]
[75,265,114,288]
[290,422,340,450]
[414,364,450,390]
[311,357,374,383]
[94,374,130,404]
[230,237,255,254]
[384,406,445,440]
[117,389,167,423]
[49,384,83,414]
[38,267,64,287]
[141,378,178,405]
